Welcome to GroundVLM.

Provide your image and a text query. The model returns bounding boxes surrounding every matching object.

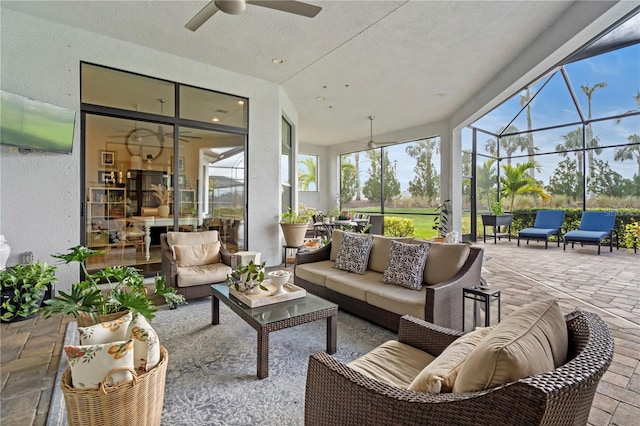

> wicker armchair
[305,311,613,426]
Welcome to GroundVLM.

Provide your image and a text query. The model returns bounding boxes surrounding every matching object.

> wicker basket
[61,346,168,426]
[76,310,130,327]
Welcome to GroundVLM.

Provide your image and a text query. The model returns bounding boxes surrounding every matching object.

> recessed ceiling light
[317,96,326,101]
[237,100,245,105]
[272,58,285,64]
[435,93,445,97]
[211,117,220,122]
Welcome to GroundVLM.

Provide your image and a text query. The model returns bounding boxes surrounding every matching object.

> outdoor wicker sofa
[294,230,484,332]
[305,309,613,426]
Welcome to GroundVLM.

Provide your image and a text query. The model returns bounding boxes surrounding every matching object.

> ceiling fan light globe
[367,140,377,149]
[215,0,246,15]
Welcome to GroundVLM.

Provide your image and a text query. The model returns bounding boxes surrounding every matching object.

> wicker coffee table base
[211,287,337,379]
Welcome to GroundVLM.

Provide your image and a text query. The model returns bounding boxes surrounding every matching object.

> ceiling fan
[365,116,396,149]
[185,0,322,32]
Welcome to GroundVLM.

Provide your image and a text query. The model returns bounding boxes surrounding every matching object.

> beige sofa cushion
[368,235,414,273]
[422,242,470,285]
[329,229,345,261]
[453,299,568,393]
[348,340,436,389]
[365,284,427,319]
[176,263,232,287]
[326,270,385,301]
[173,241,221,267]
[408,326,493,394]
[295,260,349,287]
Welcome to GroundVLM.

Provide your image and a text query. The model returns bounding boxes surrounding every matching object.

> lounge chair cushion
[408,325,493,394]
[453,299,568,393]
[348,340,436,389]
[564,230,611,242]
[176,263,233,287]
[519,228,559,238]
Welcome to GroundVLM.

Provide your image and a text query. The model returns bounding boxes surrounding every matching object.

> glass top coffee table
[211,283,338,379]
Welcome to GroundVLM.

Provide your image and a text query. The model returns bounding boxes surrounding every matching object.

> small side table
[283,245,302,267]
[463,285,501,332]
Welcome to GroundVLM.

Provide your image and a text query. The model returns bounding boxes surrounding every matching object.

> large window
[298,154,318,191]
[339,136,442,239]
[81,63,248,274]
[465,38,639,239]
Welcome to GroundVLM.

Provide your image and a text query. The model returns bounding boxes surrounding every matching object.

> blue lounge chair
[518,210,565,249]
[564,211,619,255]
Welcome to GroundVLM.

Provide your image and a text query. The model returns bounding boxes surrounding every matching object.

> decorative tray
[228,279,306,308]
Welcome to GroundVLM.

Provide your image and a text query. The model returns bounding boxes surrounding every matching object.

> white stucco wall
[0,9,291,291]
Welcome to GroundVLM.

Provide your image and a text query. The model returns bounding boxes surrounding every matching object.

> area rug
[48,299,395,425]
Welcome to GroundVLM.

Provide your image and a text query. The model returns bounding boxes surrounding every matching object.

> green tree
[405,139,440,202]
[614,134,640,177]
[500,161,550,211]
[340,160,358,204]
[362,150,401,202]
[496,125,529,165]
[587,158,628,197]
[546,158,583,201]
[297,156,317,191]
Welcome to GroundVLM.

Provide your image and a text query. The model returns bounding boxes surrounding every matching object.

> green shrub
[384,216,415,237]
[623,219,640,249]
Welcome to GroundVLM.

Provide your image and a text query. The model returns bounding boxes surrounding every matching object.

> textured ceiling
[1,0,602,146]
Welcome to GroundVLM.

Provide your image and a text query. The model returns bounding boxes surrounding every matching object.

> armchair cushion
[408,325,493,393]
[177,263,232,288]
[453,299,568,393]
[348,340,436,389]
[382,241,429,290]
[173,241,221,267]
[333,233,374,275]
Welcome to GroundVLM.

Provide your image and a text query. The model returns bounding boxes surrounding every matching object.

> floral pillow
[332,233,374,275]
[64,340,134,389]
[78,312,133,345]
[127,313,161,372]
[382,241,429,290]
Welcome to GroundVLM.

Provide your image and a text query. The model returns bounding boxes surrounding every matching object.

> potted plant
[1,261,58,322]
[280,208,311,247]
[481,200,513,243]
[225,259,268,295]
[39,245,186,325]
[432,199,451,242]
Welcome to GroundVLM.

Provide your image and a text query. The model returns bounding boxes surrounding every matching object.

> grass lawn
[351,207,439,240]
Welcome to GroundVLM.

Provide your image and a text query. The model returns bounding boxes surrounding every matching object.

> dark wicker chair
[305,310,613,426]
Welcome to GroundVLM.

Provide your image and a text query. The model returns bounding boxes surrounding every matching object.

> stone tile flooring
[1,241,638,425]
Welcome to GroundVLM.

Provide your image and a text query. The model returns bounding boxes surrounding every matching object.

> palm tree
[614,134,640,176]
[499,125,529,165]
[556,128,584,172]
[581,82,607,176]
[476,159,497,209]
[355,152,361,201]
[520,88,536,178]
[500,161,550,211]
[297,156,317,191]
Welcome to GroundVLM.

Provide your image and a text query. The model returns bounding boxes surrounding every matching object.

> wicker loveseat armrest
[219,245,237,269]
[295,242,331,265]
[397,315,463,356]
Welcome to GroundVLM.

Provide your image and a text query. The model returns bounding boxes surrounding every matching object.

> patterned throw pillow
[127,313,161,372]
[332,233,374,275]
[64,340,134,389]
[78,312,133,345]
[382,241,429,290]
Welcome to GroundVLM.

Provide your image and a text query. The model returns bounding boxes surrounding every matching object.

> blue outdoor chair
[518,210,565,249]
[563,211,619,255]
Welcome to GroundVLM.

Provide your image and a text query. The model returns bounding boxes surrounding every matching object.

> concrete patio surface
[1,240,638,425]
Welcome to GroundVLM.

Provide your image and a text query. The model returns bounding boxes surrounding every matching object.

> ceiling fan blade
[248,1,321,18]
[185,1,220,31]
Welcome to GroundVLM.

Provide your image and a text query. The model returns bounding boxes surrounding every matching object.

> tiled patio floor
[1,241,638,425]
